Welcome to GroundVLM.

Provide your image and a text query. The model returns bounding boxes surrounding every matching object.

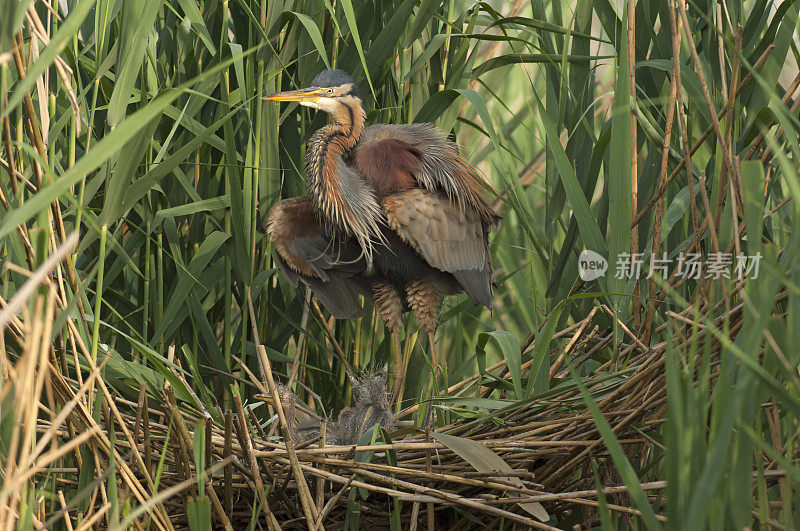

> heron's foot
[420,377,439,428]
[390,368,406,407]
[390,330,407,409]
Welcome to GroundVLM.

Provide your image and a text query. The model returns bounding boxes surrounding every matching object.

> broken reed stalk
[246,288,319,528]
[231,388,277,529]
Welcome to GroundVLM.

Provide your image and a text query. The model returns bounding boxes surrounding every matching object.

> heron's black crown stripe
[311,69,356,88]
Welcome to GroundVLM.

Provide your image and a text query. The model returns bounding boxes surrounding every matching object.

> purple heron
[264,69,499,402]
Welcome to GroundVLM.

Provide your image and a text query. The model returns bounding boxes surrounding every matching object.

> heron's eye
[327,88,333,94]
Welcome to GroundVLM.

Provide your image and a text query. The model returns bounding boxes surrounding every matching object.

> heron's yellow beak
[263,87,324,103]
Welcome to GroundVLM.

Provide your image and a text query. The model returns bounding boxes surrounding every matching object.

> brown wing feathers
[358,124,500,225]
[354,138,420,198]
[266,197,320,279]
[267,197,370,318]
[383,189,494,308]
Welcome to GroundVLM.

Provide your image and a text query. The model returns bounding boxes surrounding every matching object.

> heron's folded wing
[352,137,421,198]
[267,197,369,318]
[360,124,500,225]
[382,189,494,308]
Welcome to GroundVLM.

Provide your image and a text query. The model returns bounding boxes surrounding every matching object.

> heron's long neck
[307,101,365,188]
[305,99,383,262]
[306,100,370,226]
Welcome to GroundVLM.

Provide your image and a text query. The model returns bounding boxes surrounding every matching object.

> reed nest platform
[8,282,788,529]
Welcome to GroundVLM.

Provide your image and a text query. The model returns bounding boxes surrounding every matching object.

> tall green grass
[1,0,799,527]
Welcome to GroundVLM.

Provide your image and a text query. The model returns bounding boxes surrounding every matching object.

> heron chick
[330,367,393,445]
[258,372,392,446]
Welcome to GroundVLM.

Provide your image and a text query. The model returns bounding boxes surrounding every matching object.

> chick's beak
[253,393,274,404]
[263,86,323,102]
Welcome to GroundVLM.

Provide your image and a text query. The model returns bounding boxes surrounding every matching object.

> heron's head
[264,69,361,116]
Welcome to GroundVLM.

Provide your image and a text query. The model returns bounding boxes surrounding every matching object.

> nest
[8,282,781,530]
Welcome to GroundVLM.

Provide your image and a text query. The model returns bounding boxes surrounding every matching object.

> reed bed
[2,0,800,528]
[2,249,795,528]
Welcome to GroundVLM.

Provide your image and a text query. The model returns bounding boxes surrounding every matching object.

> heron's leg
[420,327,440,428]
[407,277,441,385]
[372,283,405,403]
[427,330,438,375]
[390,330,406,406]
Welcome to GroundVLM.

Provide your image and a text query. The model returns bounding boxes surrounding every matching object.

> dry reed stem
[232,390,278,528]
[247,288,319,527]
[0,232,78,331]
[628,0,640,329]
[677,0,739,192]
[632,43,774,228]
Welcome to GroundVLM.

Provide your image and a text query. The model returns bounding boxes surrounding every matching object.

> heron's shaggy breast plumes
[304,97,385,265]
